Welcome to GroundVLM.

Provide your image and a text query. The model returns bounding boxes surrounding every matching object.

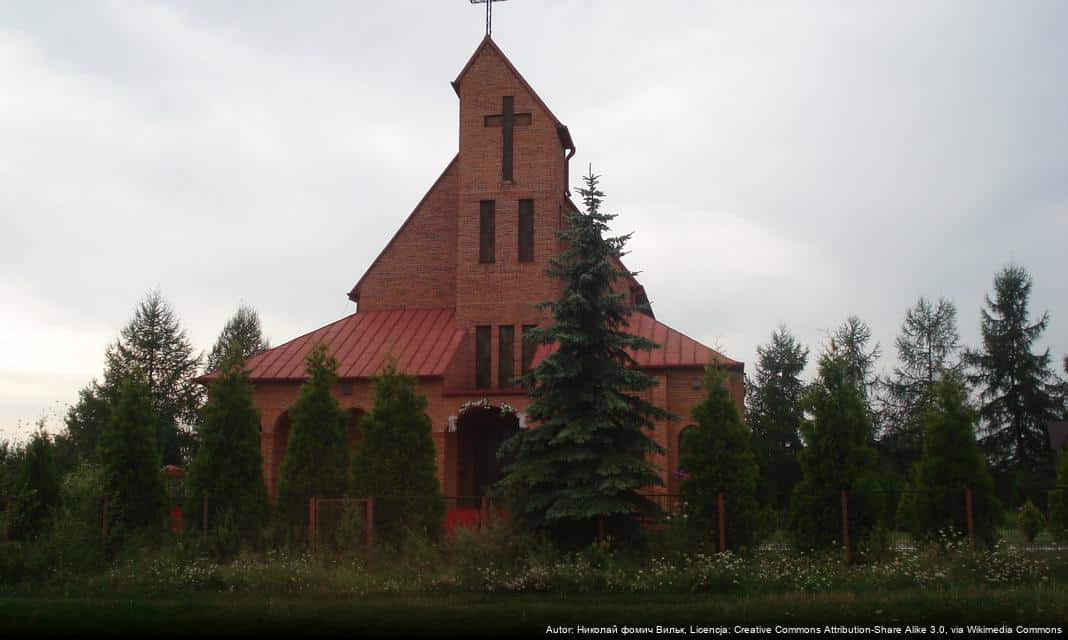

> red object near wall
[169,506,183,534]
[444,508,481,534]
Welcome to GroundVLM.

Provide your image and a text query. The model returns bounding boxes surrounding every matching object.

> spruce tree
[97,372,166,537]
[896,375,999,545]
[276,343,349,533]
[185,347,268,540]
[104,290,203,465]
[350,358,443,542]
[964,264,1058,501]
[790,351,880,551]
[746,326,807,511]
[498,167,670,546]
[8,429,61,541]
[205,305,270,373]
[881,297,962,474]
[680,366,758,550]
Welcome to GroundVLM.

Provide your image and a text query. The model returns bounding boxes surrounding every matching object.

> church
[236,36,745,515]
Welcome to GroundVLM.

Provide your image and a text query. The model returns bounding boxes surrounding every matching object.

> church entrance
[447,405,519,531]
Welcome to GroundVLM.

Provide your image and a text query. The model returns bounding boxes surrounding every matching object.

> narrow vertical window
[475,325,492,388]
[498,325,515,388]
[518,199,534,262]
[479,200,495,263]
[521,324,537,373]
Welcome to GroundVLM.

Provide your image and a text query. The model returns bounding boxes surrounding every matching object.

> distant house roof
[530,312,741,372]
[1049,421,1068,452]
[199,308,464,383]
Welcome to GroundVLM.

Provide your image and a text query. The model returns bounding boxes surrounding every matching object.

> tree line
[3,170,1067,557]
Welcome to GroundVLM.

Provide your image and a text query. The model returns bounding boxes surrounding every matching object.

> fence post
[366,498,374,548]
[840,488,850,564]
[598,516,605,543]
[308,498,317,545]
[202,495,209,542]
[717,491,726,553]
[965,487,975,549]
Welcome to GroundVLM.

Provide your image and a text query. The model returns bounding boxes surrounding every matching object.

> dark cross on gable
[470,0,509,36]
[484,96,531,182]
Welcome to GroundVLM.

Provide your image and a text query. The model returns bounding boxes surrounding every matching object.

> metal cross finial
[470,0,509,36]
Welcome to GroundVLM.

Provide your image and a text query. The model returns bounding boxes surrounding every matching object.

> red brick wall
[352,159,459,312]
[454,43,568,364]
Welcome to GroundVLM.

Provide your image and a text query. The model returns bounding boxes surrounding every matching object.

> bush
[678,366,758,551]
[351,359,443,543]
[1017,500,1045,543]
[896,376,1000,546]
[8,430,60,542]
[185,347,267,543]
[790,355,879,552]
[98,373,166,542]
[276,344,348,536]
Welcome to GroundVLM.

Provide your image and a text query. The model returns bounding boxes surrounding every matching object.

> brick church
[237,36,745,510]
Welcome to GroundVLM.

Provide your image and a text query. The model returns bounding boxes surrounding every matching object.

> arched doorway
[454,405,520,509]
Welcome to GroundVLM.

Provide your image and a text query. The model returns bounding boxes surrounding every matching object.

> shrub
[98,372,166,542]
[790,354,879,552]
[351,358,443,543]
[678,366,758,551]
[1017,500,1045,543]
[185,347,267,544]
[276,344,348,537]
[8,430,60,542]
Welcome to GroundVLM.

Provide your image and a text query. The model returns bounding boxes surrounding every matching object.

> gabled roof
[530,312,742,372]
[199,308,465,382]
[348,155,458,303]
[452,35,574,152]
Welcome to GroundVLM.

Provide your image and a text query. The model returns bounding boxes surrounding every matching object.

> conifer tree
[680,366,758,550]
[832,315,882,406]
[103,290,203,465]
[8,429,61,541]
[790,352,880,551]
[205,305,270,373]
[746,326,807,510]
[896,375,999,544]
[350,358,443,542]
[964,264,1058,500]
[881,297,962,474]
[498,168,670,545]
[64,381,111,464]
[97,372,166,536]
[276,343,348,532]
[185,346,268,539]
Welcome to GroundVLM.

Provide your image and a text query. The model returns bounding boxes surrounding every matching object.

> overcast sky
[2,1,1066,442]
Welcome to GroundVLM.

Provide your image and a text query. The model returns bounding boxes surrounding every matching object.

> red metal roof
[202,308,464,382]
[530,312,742,371]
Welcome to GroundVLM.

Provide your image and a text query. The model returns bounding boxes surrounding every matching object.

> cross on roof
[470,0,509,36]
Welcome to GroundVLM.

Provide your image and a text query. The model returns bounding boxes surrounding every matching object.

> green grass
[2,587,1066,637]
